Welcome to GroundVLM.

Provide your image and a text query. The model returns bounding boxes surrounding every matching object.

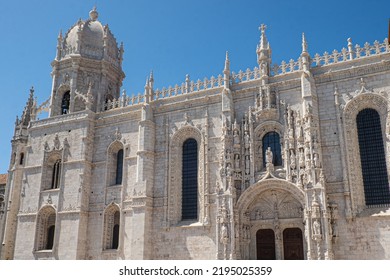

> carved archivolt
[342,92,390,213]
[103,203,120,250]
[237,178,305,218]
[34,205,57,251]
[168,125,205,225]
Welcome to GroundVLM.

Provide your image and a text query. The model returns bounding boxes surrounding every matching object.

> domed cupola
[58,7,123,66]
[50,7,125,117]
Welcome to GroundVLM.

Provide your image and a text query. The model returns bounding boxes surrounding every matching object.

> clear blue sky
[0,0,389,173]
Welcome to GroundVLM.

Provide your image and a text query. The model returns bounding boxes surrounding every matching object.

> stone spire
[56,30,63,60]
[259,24,269,51]
[256,24,271,76]
[20,86,37,127]
[301,33,310,72]
[223,51,230,88]
[149,71,154,89]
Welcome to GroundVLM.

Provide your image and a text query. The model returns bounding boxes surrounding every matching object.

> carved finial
[259,24,268,50]
[89,6,98,21]
[30,86,34,96]
[224,51,230,73]
[149,70,154,88]
[145,76,149,88]
[302,33,308,54]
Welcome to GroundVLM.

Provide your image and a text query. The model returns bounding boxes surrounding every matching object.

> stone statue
[314,153,320,168]
[220,223,229,245]
[244,131,250,151]
[234,154,240,169]
[290,150,296,169]
[266,147,273,166]
[233,130,240,145]
[299,149,305,168]
[313,219,321,236]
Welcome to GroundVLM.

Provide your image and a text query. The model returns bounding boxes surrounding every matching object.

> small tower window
[51,159,62,189]
[19,152,24,165]
[61,91,70,115]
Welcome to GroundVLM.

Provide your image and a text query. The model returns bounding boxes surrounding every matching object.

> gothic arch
[342,92,390,213]
[41,150,63,191]
[168,125,205,225]
[52,84,71,116]
[237,178,305,216]
[106,140,125,187]
[103,203,121,250]
[237,179,305,260]
[34,205,57,251]
[254,121,284,171]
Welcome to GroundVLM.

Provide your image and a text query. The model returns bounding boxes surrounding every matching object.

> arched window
[61,91,70,115]
[46,225,55,250]
[182,138,198,220]
[103,205,120,250]
[356,108,390,206]
[35,208,56,251]
[104,94,114,111]
[51,159,61,189]
[115,149,123,185]
[262,132,282,167]
[112,212,120,249]
[19,152,24,165]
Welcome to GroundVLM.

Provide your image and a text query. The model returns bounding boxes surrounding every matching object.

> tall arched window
[103,205,120,250]
[182,138,198,220]
[112,211,120,249]
[46,225,55,250]
[51,159,61,189]
[262,132,282,167]
[19,152,24,165]
[35,207,56,251]
[61,91,70,115]
[115,149,124,185]
[357,108,390,206]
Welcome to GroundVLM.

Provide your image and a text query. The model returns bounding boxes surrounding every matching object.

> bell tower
[49,7,125,116]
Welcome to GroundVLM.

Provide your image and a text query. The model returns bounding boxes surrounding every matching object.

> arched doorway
[283,228,304,260]
[256,229,276,260]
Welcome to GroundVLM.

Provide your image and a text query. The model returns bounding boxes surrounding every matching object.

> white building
[1,8,390,260]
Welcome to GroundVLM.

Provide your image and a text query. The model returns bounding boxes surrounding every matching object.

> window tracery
[103,204,120,250]
[35,206,56,251]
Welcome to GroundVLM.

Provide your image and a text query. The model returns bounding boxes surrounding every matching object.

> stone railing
[101,74,223,111]
[101,38,389,111]
[311,38,389,67]
[231,67,261,83]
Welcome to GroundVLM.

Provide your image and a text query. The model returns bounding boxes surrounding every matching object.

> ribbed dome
[61,7,121,63]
